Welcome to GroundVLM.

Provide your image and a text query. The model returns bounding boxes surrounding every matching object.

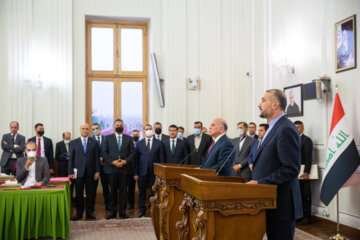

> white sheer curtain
[0,0,73,143]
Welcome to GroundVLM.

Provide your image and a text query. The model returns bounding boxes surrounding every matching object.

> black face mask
[132,136,139,142]
[37,130,45,137]
[155,128,162,135]
[115,126,123,133]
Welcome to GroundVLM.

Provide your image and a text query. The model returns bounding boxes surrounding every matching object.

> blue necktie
[83,138,87,153]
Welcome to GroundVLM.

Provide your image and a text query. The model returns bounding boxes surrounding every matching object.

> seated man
[16,141,50,187]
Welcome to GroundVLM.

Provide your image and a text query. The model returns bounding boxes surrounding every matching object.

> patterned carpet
[70,218,321,240]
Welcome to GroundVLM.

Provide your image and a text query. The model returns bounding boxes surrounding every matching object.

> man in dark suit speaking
[200,118,234,176]
[247,89,302,240]
[68,123,100,221]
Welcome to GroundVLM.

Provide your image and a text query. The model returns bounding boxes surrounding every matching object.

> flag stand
[329,194,348,240]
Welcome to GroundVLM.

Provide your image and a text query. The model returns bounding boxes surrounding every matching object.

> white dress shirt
[11,134,17,159]
[24,161,36,187]
[169,138,177,150]
[194,133,202,149]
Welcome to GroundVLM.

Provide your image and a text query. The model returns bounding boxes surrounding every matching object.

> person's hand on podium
[246,180,258,184]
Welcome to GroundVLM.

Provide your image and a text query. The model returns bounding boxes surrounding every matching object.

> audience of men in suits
[164,125,189,164]
[295,120,313,225]
[1,121,25,175]
[92,123,110,210]
[153,122,169,142]
[133,124,165,217]
[103,119,135,219]
[55,131,71,177]
[28,123,55,176]
[231,122,256,182]
[16,141,50,187]
[186,121,213,166]
[68,123,100,221]
[200,118,234,175]
[1,114,314,228]
[248,122,259,139]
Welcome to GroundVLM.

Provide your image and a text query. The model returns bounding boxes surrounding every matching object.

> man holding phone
[16,141,50,187]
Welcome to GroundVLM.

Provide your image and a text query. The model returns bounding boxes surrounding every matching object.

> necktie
[36,138,41,156]
[171,140,175,155]
[158,135,160,140]
[207,141,215,154]
[12,134,15,144]
[146,139,151,152]
[97,136,101,145]
[65,143,69,153]
[83,138,87,153]
[257,140,262,149]
[117,136,121,152]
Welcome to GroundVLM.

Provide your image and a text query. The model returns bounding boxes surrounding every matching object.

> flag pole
[329,193,348,240]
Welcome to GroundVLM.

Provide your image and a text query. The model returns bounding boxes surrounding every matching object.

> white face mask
[64,139,70,144]
[93,129,101,136]
[237,128,244,137]
[145,130,154,137]
[27,151,36,158]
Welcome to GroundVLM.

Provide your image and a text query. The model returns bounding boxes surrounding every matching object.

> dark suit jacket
[231,136,255,179]
[28,136,54,170]
[1,133,26,167]
[16,156,50,185]
[250,134,259,139]
[247,139,260,166]
[164,138,189,164]
[102,133,135,175]
[300,134,313,174]
[68,137,100,178]
[200,134,234,176]
[153,134,169,142]
[252,115,302,221]
[186,133,213,165]
[134,138,165,177]
[92,135,105,158]
[55,141,69,162]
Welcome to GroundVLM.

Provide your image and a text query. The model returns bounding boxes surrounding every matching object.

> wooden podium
[176,174,277,240]
[150,163,216,240]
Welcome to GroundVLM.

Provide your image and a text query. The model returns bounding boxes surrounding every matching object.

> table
[0,185,70,240]
[48,177,72,213]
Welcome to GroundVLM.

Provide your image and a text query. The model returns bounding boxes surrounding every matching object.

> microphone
[216,136,244,176]
[177,148,198,165]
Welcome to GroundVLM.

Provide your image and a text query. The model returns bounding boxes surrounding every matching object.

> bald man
[68,123,100,221]
[200,118,235,176]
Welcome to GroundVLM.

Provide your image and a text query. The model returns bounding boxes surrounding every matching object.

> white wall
[252,0,360,229]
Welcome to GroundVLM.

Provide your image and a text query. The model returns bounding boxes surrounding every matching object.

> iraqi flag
[320,93,360,206]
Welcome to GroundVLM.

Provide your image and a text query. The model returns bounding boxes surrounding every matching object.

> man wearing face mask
[16,141,50,187]
[103,119,135,219]
[55,131,71,177]
[153,122,169,142]
[92,123,110,210]
[177,126,186,141]
[134,124,165,217]
[127,129,140,209]
[186,121,213,166]
[231,122,255,181]
[28,123,54,176]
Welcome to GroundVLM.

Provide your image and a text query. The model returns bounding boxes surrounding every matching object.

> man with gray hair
[247,89,302,240]
[1,121,26,175]
[200,118,234,176]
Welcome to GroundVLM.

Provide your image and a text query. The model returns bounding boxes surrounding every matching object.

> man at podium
[248,89,302,240]
[200,118,234,176]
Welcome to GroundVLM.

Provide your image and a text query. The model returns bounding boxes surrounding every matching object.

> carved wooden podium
[150,163,216,240]
[176,174,277,240]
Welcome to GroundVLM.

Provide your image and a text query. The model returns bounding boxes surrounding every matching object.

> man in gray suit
[232,121,255,181]
[16,141,50,186]
[1,121,26,175]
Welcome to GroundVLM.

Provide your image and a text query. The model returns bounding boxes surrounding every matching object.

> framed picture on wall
[284,84,303,117]
[335,15,357,73]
